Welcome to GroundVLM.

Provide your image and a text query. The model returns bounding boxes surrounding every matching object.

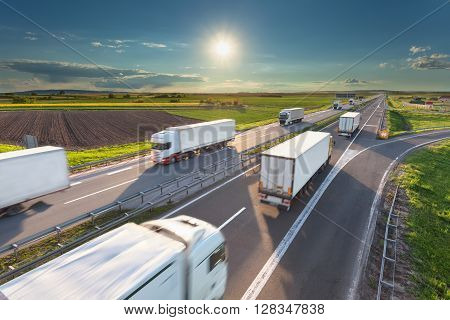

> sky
[0,0,449,93]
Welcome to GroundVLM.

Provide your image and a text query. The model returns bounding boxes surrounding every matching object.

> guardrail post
[117,201,123,212]
[90,212,96,227]
[12,244,18,261]
[55,226,62,244]
[159,184,163,195]
[139,192,145,204]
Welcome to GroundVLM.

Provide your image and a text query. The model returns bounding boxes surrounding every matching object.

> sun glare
[215,40,231,58]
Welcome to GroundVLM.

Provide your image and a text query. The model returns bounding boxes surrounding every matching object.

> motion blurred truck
[0,146,70,216]
[278,108,304,126]
[151,119,236,164]
[259,131,333,210]
[338,112,361,137]
[0,215,228,300]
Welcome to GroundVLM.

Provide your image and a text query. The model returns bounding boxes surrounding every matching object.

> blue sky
[0,0,449,92]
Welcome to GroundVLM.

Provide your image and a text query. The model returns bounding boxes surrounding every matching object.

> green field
[0,142,151,167]
[396,139,450,299]
[387,98,450,137]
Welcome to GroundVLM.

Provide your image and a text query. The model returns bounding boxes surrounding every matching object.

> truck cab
[150,130,180,164]
[333,100,342,110]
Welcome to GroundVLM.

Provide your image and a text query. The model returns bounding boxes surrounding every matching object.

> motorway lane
[156,97,384,299]
[0,102,361,246]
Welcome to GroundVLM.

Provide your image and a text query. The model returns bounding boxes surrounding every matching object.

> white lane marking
[64,178,138,204]
[348,135,449,299]
[161,166,259,219]
[69,181,82,187]
[241,99,382,300]
[106,166,133,176]
[218,207,246,231]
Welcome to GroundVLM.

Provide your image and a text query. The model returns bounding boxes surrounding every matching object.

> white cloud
[24,36,38,41]
[141,42,167,48]
[91,41,103,47]
[378,62,388,68]
[408,54,450,70]
[115,49,124,54]
[409,45,430,55]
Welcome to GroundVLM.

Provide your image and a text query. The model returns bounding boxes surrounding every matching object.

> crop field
[0,110,197,149]
[387,97,450,136]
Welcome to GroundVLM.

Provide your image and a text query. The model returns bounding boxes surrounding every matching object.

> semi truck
[332,100,343,110]
[279,108,304,126]
[151,119,236,165]
[0,146,70,216]
[338,112,361,137]
[0,215,228,300]
[349,98,355,105]
[259,131,333,210]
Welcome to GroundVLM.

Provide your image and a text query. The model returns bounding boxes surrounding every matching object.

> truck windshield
[152,142,171,150]
[279,113,288,119]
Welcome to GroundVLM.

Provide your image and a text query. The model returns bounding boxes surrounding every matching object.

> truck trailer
[0,146,70,216]
[0,215,228,300]
[259,131,333,210]
[338,112,361,137]
[279,108,304,126]
[151,119,236,164]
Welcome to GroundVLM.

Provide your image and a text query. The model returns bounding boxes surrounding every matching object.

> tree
[59,90,65,95]
[108,93,115,99]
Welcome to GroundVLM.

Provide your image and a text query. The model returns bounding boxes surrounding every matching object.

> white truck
[0,146,70,216]
[349,98,355,105]
[151,119,236,165]
[279,108,304,126]
[259,131,333,210]
[333,100,343,110]
[0,215,228,300]
[338,112,361,137]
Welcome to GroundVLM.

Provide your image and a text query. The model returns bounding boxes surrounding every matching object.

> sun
[215,40,232,58]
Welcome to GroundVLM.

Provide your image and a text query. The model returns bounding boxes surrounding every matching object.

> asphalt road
[154,97,449,299]
[0,102,357,246]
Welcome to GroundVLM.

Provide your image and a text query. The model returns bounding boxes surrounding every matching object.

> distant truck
[0,215,228,300]
[259,131,333,210]
[151,119,236,165]
[0,146,70,216]
[349,98,355,105]
[338,112,361,137]
[279,108,304,126]
[333,100,343,110]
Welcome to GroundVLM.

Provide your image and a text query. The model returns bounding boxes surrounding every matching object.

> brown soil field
[0,110,197,149]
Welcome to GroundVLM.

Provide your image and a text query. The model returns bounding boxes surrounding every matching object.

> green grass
[0,142,151,168]
[395,140,450,299]
[0,144,24,153]
[166,95,335,130]
[66,142,151,167]
[387,98,450,137]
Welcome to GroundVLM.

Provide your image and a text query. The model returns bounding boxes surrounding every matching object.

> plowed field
[0,110,197,149]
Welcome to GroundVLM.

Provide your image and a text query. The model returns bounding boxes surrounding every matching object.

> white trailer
[338,112,361,137]
[0,215,228,300]
[279,108,304,126]
[259,131,333,210]
[151,119,236,164]
[0,146,69,215]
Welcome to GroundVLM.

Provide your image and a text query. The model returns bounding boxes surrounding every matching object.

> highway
[150,96,449,299]
[0,103,356,246]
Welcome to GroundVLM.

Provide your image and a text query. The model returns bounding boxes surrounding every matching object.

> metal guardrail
[377,185,399,300]
[69,149,152,173]
[0,96,381,281]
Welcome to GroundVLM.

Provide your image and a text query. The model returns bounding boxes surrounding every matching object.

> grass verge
[395,139,450,299]
[66,142,152,167]
[0,144,24,153]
